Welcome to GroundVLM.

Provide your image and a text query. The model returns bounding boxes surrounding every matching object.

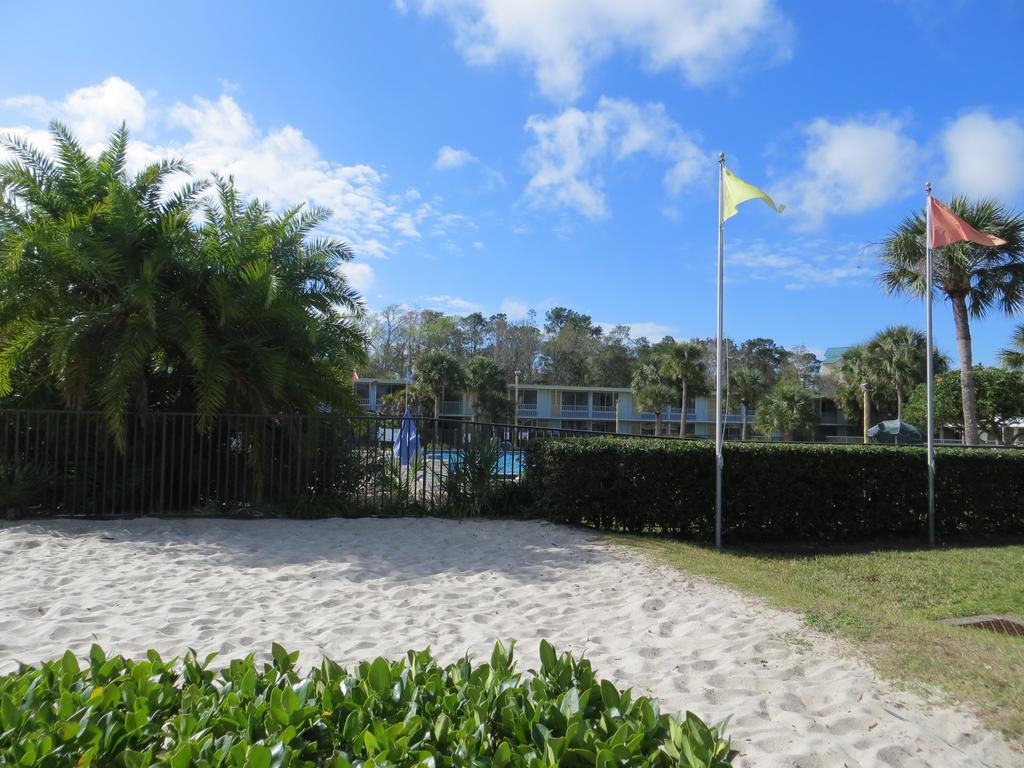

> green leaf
[493,741,512,768]
[61,650,80,678]
[271,643,290,671]
[368,658,392,694]
[247,744,272,768]
[539,640,556,673]
[168,745,192,768]
[1,696,21,729]
[88,644,106,668]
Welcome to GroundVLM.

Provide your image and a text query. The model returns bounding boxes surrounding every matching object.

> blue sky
[2,0,1024,363]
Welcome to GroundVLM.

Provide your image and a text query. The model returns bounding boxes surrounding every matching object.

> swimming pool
[426,449,525,477]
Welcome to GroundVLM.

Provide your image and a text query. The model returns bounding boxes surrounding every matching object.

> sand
[0,517,1017,767]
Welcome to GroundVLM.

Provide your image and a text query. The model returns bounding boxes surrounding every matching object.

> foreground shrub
[524,437,1024,541]
[0,641,733,767]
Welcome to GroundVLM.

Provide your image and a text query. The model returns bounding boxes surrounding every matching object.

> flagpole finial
[925,180,932,195]
[718,152,725,163]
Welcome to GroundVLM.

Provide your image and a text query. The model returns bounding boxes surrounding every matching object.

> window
[518,389,538,405]
[593,392,615,409]
[561,391,587,407]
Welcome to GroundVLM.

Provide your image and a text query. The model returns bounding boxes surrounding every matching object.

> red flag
[930,197,1008,249]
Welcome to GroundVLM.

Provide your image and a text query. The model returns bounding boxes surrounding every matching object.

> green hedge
[524,437,1024,541]
[0,641,733,768]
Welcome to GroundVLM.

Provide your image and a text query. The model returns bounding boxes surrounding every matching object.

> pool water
[427,450,524,477]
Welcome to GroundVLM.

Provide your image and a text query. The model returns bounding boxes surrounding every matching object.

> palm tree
[189,176,367,427]
[880,197,1024,444]
[754,382,817,441]
[631,363,674,437]
[0,123,368,442]
[729,368,765,440]
[832,344,882,432]
[0,122,205,441]
[1001,324,1024,372]
[657,341,707,438]
[866,325,946,421]
[464,356,509,422]
[415,350,465,419]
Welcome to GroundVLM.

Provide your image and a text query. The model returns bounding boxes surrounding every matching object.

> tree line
[3,124,1022,445]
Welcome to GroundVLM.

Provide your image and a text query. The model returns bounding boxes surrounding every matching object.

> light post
[740,398,747,441]
[861,382,872,444]
[513,370,521,444]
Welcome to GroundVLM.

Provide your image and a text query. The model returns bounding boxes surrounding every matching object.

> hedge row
[0,641,734,767]
[523,437,1024,541]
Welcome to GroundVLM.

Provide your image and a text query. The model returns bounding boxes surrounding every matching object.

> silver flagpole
[715,152,725,549]
[925,182,936,546]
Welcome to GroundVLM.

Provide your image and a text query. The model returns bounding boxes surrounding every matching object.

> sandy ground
[0,517,1018,768]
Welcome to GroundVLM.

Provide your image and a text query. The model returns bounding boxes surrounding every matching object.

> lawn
[618,536,1024,742]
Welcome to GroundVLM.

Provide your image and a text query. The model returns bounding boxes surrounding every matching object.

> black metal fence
[0,410,615,517]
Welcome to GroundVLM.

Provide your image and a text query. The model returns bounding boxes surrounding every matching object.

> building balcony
[560,405,590,418]
[357,399,371,411]
[440,401,466,416]
[591,405,616,419]
[517,404,538,418]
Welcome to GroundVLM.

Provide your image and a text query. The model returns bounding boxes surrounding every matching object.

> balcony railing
[560,404,590,418]
[357,399,371,411]
[591,405,616,419]
[516,404,538,417]
[440,401,466,416]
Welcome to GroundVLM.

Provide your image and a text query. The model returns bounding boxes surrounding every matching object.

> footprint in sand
[641,597,665,614]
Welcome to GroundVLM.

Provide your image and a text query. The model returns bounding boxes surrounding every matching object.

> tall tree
[631,363,674,437]
[1001,324,1024,372]
[831,343,888,429]
[657,341,707,437]
[754,382,817,441]
[880,197,1024,444]
[464,356,510,422]
[904,367,1024,446]
[414,350,465,419]
[729,368,766,440]
[866,325,934,420]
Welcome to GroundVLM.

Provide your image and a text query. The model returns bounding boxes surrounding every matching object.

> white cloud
[435,145,478,169]
[499,297,530,319]
[729,238,875,290]
[780,115,919,227]
[4,76,147,146]
[1,79,467,264]
[523,96,705,218]
[406,0,792,101]
[942,110,1024,201]
[340,262,376,293]
[420,294,484,314]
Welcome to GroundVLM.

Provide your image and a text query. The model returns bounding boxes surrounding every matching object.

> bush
[0,641,733,768]
[524,437,1024,542]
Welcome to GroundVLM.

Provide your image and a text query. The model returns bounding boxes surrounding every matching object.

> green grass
[616,536,1024,742]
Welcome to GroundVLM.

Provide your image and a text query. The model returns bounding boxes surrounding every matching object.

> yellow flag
[722,166,784,222]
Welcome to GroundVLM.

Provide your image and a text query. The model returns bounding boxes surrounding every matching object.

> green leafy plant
[0,641,733,767]
[0,462,50,517]
[442,437,503,517]
[525,436,1024,541]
